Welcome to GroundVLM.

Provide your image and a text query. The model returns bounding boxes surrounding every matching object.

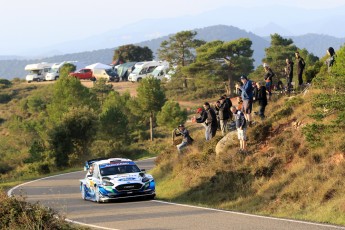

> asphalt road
[9,158,345,230]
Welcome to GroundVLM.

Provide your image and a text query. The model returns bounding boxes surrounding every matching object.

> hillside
[151,90,345,225]
[1,25,344,80]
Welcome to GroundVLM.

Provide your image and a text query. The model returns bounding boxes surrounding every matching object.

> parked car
[69,68,93,80]
[93,68,119,82]
[80,158,156,203]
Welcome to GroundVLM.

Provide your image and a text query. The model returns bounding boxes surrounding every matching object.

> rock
[215,131,237,156]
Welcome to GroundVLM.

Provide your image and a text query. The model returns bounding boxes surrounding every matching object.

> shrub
[0,192,84,229]
[0,93,11,103]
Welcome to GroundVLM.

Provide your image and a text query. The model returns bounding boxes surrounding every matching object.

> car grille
[116,183,143,191]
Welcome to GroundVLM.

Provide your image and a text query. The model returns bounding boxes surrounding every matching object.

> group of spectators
[174,47,337,154]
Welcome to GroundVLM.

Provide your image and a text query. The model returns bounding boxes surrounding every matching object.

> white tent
[85,62,112,70]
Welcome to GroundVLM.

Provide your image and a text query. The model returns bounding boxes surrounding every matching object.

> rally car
[80,158,155,202]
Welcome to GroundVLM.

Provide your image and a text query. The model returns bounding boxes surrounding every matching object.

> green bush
[0,93,11,103]
[0,192,85,229]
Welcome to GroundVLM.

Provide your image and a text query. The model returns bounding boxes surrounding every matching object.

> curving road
[9,158,345,230]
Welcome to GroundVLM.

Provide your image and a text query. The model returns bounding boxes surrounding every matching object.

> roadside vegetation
[0,30,344,227]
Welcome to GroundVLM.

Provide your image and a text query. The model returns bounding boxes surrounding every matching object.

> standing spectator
[326,47,336,72]
[214,100,221,131]
[174,124,193,153]
[193,103,217,140]
[263,63,275,100]
[236,75,253,126]
[217,96,230,136]
[230,106,247,152]
[223,94,232,108]
[295,51,306,87]
[236,97,243,111]
[255,82,268,120]
[285,58,294,92]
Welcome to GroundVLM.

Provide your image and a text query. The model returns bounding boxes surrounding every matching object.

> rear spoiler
[84,157,108,171]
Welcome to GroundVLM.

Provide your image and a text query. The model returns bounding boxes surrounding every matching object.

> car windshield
[49,68,59,73]
[100,165,141,176]
[105,69,117,76]
[151,68,161,77]
[132,67,142,74]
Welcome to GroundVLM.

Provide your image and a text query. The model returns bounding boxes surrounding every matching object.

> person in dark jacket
[255,82,268,120]
[217,96,230,136]
[230,106,247,151]
[326,47,336,72]
[295,51,306,87]
[236,75,253,126]
[285,58,294,92]
[175,124,193,153]
[193,102,217,140]
[263,63,274,99]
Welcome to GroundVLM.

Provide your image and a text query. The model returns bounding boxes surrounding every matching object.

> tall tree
[113,44,153,63]
[136,77,166,141]
[184,38,254,96]
[158,30,205,88]
[262,33,298,78]
[157,101,187,129]
[47,76,98,124]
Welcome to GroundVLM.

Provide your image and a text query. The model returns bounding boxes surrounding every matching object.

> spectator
[230,106,247,152]
[255,81,268,120]
[236,96,243,111]
[217,96,230,136]
[263,63,275,100]
[223,94,232,108]
[326,47,336,72]
[174,124,193,153]
[193,102,217,140]
[236,75,253,126]
[285,58,294,92]
[295,51,306,87]
[214,100,221,130]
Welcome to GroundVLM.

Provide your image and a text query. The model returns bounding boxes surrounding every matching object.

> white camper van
[151,62,171,80]
[128,61,165,82]
[25,62,53,83]
[45,61,85,81]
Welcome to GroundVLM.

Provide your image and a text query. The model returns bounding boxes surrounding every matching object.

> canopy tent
[85,62,112,70]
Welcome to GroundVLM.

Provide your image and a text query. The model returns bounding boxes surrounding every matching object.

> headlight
[142,177,150,183]
[144,182,150,189]
[102,181,114,186]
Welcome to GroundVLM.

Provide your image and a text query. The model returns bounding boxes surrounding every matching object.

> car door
[91,164,101,191]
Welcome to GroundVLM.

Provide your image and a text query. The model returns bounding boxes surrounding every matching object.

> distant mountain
[7,4,345,58]
[1,25,344,80]
[0,56,25,61]
[252,22,294,37]
[288,34,345,57]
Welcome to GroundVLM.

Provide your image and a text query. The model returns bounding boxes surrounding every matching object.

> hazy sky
[1,0,345,55]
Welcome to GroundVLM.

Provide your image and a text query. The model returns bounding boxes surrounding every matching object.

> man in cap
[193,102,217,140]
[236,75,253,126]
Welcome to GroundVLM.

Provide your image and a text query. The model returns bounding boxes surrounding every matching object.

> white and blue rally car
[80,158,155,202]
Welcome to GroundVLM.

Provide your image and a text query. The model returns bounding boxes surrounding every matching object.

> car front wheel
[95,186,101,203]
[81,184,86,200]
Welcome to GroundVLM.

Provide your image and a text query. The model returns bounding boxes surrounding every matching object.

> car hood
[102,173,149,183]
